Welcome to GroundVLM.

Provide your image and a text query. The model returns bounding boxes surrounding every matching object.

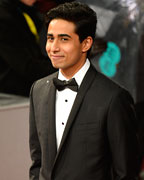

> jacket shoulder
[31,72,57,93]
[92,69,133,102]
[95,70,125,91]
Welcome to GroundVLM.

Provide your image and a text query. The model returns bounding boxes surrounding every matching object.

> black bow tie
[53,78,78,92]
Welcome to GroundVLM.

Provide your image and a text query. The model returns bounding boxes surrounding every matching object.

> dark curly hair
[45,1,97,43]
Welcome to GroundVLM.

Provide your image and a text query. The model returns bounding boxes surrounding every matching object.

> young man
[29,2,139,180]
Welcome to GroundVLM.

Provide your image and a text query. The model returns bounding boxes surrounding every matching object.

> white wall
[0,102,31,180]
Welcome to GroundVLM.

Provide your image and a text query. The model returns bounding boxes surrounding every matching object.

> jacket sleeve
[107,89,140,180]
[29,83,41,180]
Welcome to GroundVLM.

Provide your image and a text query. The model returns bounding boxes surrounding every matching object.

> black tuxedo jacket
[29,65,139,180]
[0,0,56,96]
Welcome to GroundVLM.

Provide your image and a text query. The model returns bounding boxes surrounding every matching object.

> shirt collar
[58,59,90,87]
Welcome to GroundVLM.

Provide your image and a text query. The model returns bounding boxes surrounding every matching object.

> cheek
[64,44,79,56]
[45,43,50,53]
[68,46,82,59]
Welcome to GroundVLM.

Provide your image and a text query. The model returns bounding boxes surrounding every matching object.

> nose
[49,39,60,53]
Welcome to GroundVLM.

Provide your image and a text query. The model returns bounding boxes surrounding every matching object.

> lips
[50,55,64,60]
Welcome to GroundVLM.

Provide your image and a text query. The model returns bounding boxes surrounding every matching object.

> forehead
[48,19,76,35]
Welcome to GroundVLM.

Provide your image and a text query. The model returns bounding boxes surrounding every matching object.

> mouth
[50,55,64,60]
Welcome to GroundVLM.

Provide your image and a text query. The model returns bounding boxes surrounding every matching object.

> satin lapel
[46,76,57,167]
[52,66,97,170]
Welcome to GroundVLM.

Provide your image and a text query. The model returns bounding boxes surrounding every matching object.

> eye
[61,37,69,41]
[47,36,54,42]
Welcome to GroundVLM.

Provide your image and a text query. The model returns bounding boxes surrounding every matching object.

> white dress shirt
[55,59,90,149]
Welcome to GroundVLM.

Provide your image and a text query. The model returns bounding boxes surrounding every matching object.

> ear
[82,36,93,53]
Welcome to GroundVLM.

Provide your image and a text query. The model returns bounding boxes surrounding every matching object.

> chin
[52,63,60,69]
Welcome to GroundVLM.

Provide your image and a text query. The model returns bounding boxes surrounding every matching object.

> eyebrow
[47,33,71,38]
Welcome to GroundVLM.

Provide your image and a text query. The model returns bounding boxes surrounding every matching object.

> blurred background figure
[0,0,57,97]
[35,0,57,13]
[36,0,76,13]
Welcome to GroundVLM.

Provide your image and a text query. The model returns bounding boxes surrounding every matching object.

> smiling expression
[46,19,93,78]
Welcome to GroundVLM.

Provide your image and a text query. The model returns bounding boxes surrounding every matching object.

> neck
[60,59,86,79]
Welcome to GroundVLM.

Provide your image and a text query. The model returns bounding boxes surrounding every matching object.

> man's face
[46,19,91,77]
[20,0,36,6]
